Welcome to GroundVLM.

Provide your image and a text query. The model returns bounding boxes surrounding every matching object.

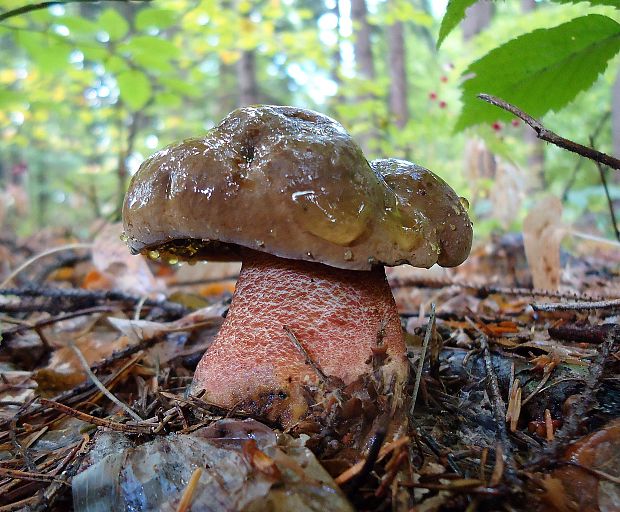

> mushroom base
[191,251,409,427]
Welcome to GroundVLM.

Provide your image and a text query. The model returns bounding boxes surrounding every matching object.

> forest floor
[0,227,618,511]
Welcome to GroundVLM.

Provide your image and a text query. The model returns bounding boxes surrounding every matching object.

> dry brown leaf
[91,222,163,295]
[107,303,227,343]
[522,197,567,292]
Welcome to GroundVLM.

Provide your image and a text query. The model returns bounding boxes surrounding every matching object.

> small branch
[0,467,65,483]
[0,0,152,23]
[592,140,620,242]
[527,327,619,469]
[69,342,143,422]
[410,303,434,416]
[282,325,329,384]
[466,318,519,485]
[0,243,93,288]
[532,298,620,312]
[389,277,607,302]
[478,94,620,171]
[39,399,155,434]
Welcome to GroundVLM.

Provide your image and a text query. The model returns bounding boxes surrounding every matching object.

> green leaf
[18,32,70,73]
[455,14,620,131]
[56,15,99,37]
[159,77,202,98]
[117,70,151,110]
[135,8,177,31]
[550,0,620,7]
[98,8,129,41]
[0,90,27,109]
[154,91,182,108]
[437,0,478,48]
[120,35,180,59]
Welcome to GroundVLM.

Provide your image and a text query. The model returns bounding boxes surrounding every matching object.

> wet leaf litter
[0,107,618,511]
[0,233,618,511]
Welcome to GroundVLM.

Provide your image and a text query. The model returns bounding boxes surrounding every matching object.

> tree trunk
[237,50,259,107]
[461,0,493,41]
[350,0,376,154]
[387,5,408,129]
[351,0,374,80]
[330,0,342,87]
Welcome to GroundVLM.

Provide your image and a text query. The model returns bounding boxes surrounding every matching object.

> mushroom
[122,106,472,426]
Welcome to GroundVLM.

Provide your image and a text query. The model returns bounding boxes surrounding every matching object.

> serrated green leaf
[550,0,620,7]
[455,14,620,132]
[135,8,177,31]
[99,8,129,41]
[437,0,478,48]
[117,70,151,110]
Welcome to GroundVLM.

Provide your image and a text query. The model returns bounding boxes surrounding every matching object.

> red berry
[511,119,520,127]
[439,100,447,109]
[492,122,502,131]
[429,92,437,100]
[440,76,448,83]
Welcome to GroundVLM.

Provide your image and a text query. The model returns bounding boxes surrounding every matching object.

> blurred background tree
[0,0,618,242]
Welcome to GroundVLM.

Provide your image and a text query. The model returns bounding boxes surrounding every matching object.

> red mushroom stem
[192,250,408,426]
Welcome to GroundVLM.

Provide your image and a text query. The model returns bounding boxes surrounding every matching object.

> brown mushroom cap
[370,158,473,267]
[123,106,472,270]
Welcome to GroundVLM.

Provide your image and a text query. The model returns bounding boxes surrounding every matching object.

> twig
[560,461,620,484]
[335,436,410,485]
[0,0,152,22]
[592,146,620,242]
[345,426,387,490]
[39,399,155,434]
[532,298,620,312]
[562,111,610,200]
[0,467,65,483]
[478,94,620,171]
[0,306,117,336]
[410,303,434,416]
[465,318,519,484]
[176,467,202,512]
[283,325,329,383]
[0,286,188,316]
[69,342,143,422]
[0,243,93,288]
[389,278,607,302]
[528,327,619,468]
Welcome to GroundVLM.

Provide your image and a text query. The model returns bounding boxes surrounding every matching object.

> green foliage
[455,14,620,131]
[438,0,620,48]
[135,8,177,31]
[98,8,129,41]
[0,0,618,242]
[550,0,620,6]
[437,0,478,48]
[117,69,151,110]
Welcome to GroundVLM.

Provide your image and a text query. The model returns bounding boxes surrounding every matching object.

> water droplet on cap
[344,249,353,261]
[148,250,160,260]
[459,196,470,210]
